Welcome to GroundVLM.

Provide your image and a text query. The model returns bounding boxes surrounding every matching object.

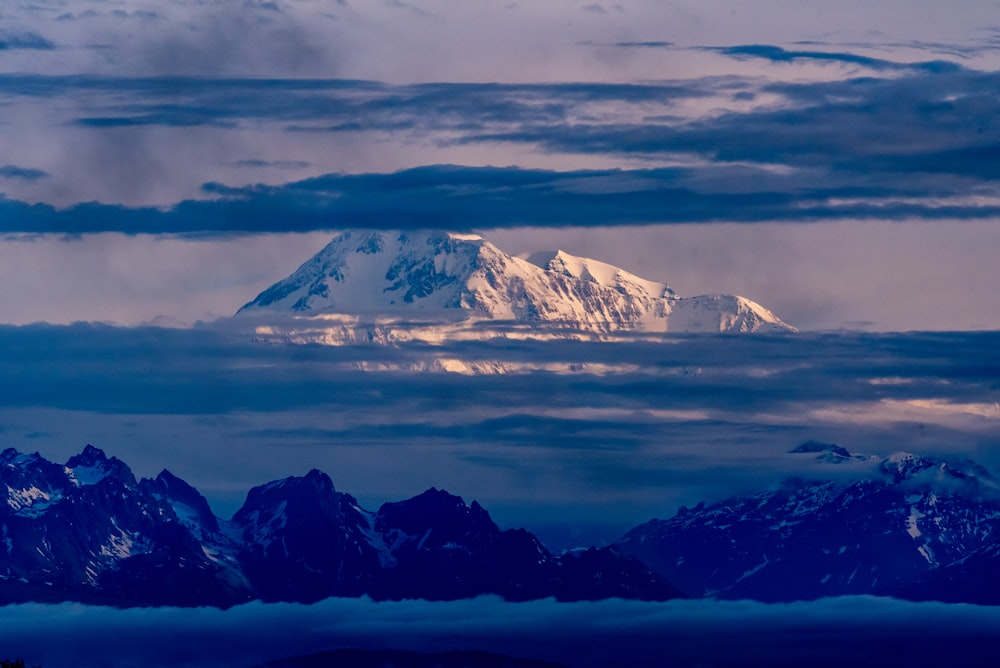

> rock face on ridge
[237,230,794,343]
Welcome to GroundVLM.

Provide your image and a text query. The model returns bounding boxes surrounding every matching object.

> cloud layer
[0,324,996,532]
[1,596,999,668]
[3,59,1000,228]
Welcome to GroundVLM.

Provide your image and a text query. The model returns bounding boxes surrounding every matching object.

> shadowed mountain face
[238,230,794,343]
[0,446,683,608]
[5,443,1000,608]
[892,540,1000,605]
[616,444,1000,602]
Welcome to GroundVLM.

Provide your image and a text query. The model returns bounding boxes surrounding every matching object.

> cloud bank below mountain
[0,323,996,532]
[1,596,998,668]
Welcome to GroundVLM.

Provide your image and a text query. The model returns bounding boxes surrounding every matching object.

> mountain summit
[237,230,794,342]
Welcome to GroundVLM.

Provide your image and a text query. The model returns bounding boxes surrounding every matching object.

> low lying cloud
[0,32,55,50]
[0,596,997,668]
[0,165,48,181]
[1,323,995,416]
[0,324,996,529]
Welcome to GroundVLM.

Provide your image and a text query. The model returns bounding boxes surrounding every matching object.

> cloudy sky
[2,2,1000,665]
[1,0,1000,330]
[0,0,996,529]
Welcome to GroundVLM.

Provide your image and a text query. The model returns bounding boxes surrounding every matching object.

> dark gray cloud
[3,162,1000,236]
[3,60,1000,231]
[610,40,674,48]
[0,32,55,50]
[1,62,972,183]
[0,165,48,180]
[457,68,1000,181]
[0,322,996,530]
[704,44,961,72]
[791,37,1000,60]
[0,76,699,130]
[0,596,998,668]
[0,314,998,418]
[234,159,311,169]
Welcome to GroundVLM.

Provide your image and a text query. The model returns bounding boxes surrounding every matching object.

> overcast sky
[1,0,999,542]
[2,5,1000,664]
[0,0,998,541]
[1,1,1000,329]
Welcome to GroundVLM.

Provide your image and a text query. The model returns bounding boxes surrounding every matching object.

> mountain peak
[789,440,862,462]
[527,248,676,300]
[67,443,108,465]
[375,487,499,541]
[247,469,337,500]
[522,249,562,268]
[879,452,996,487]
[237,229,794,341]
[1,447,43,466]
[65,445,136,487]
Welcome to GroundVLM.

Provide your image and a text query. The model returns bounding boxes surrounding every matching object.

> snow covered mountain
[0,445,250,607]
[615,443,1000,602]
[237,230,794,344]
[0,446,683,607]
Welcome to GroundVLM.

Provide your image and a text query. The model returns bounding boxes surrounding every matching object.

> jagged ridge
[615,444,1000,602]
[0,446,683,608]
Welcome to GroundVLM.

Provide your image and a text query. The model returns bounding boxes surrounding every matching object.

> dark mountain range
[5,442,1000,609]
[0,446,682,608]
[616,443,1000,602]
[892,540,1000,605]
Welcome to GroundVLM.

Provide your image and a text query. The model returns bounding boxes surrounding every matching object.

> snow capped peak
[526,249,677,300]
[65,445,136,488]
[878,452,996,489]
[881,452,933,480]
[237,229,796,342]
[238,229,495,316]
[1,448,44,468]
